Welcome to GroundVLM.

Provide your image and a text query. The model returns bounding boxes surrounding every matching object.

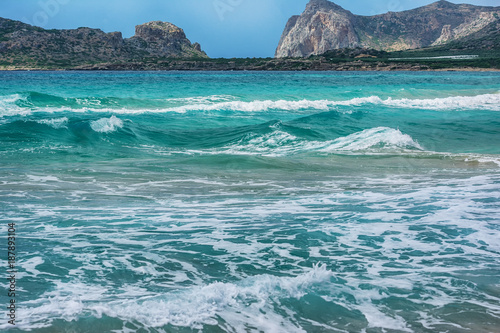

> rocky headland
[0,1,499,71]
[276,0,500,58]
[0,18,207,69]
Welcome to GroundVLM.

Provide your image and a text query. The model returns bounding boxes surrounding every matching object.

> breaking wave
[36,117,69,129]
[165,93,500,113]
[220,127,424,156]
[1,92,499,117]
[17,264,334,331]
[89,116,124,133]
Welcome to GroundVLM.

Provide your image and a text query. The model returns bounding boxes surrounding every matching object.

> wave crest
[90,116,124,133]
[320,127,423,152]
[1,92,498,117]
[165,93,500,113]
[222,127,423,156]
[16,264,333,331]
[36,117,69,129]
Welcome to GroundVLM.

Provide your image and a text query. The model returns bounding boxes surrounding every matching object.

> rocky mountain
[275,0,500,58]
[0,18,207,68]
[438,18,500,51]
[127,21,205,58]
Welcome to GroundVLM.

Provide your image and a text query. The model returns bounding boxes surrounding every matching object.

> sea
[1,71,499,333]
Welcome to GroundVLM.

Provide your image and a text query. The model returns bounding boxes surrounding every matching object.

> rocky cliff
[276,0,500,58]
[0,18,207,68]
[127,21,206,58]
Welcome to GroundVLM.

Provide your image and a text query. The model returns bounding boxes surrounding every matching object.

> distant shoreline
[2,58,500,72]
[1,67,499,72]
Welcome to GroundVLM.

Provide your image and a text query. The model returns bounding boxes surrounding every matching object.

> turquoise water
[1,71,500,332]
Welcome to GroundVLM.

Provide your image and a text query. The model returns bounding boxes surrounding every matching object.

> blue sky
[1,0,498,58]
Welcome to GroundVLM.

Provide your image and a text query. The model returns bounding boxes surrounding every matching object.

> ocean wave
[199,128,499,166]
[319,127,424,152]
[36,117,69,129]
[165,94,235,103]
[463,155,500,167]
[89,116,124,133]
[0,94,32,117]
[16,264,333,331]
[378,93,500,110]
[164,93,500,113]
[220,127,424,156]
[166,99,335,113]
[0,93,238,115]
[0,93,24,106]
[1,92,499,117]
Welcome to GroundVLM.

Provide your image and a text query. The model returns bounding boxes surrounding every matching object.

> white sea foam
[2,93,499,116]
[75,97,104,107]
[356,303,411,332]
[166,99,334,113]
[470,156,500,166]
[26,175,61,183]
[175,127,500,167]
[221,127,423,156]
[16,264,333,331]
[6,171,500,332]
[90,116,124,133]
[0,94,24,106]
[0,94,32,117]
[163,93,500,113]
[36,117,69,129]
[379,93,500,110]
[319,127,423,152]
[165,95,235,103]
[18,257,45,277]
[102,264,332,330]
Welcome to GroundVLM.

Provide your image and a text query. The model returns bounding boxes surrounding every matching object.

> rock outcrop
[126,21,206,58]
[276,0,359,58]
[275,0,500,57]
[0,18,207,68]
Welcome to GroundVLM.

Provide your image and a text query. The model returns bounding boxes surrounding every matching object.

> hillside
[276,0,500,58]
[0,18,207,69]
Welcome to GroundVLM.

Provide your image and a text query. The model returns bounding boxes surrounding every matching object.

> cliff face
[276,0,359,58]
[275,0,500,57]
[126,21,206,58]
[0,18,207,68]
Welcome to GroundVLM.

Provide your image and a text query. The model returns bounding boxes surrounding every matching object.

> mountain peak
[129,21,206,57]
[430,0,457,8]
[276,0,500,58]
[305,0,347,13]
[135,21,183,35]
[307,0,331,5]
[133,21,187,43]
[307,0,332,5]
[276,0,357,58]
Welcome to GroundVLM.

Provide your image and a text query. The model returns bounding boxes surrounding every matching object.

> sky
[1,0,498,58]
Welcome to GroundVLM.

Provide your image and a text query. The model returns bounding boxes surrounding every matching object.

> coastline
[1,60,500,72]
[1,68,498,72]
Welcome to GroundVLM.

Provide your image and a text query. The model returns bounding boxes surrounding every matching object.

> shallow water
[1,71,499,332]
